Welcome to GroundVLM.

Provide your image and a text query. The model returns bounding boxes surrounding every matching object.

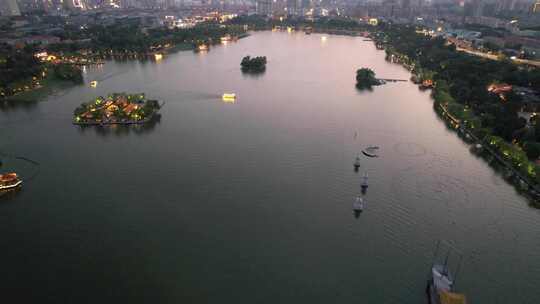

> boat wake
[0,152,41,182]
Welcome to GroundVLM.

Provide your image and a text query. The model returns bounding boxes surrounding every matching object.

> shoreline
[2,33,250,104]
[73,114,157,126]
[372,36,540,202]
[437,101,540,203]
[73,98,163,127]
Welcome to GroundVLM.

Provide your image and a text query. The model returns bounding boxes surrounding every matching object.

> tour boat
[426,241,466,304]
[222,93,236,102]
[90,81,98,88]
[353,196,364,212]
[0,173,22,190]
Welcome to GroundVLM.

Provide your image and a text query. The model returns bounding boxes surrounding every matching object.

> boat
[305,27,312,35]
[90,81,98,88]
[0,173,22,190]
[361,173,368,188]
[353,196,364,212]
[361,173,369,194]
[353,156,361,170]
[362,146,380,158]
[196,44,209,52]
[222,93,236,102]
[426,241,466,304]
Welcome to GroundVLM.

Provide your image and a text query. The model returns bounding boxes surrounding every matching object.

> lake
[1,31,540,303]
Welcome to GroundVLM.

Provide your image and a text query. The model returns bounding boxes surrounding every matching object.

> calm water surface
[1,32,540,303]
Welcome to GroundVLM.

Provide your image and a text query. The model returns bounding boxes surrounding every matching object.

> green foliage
[523,142,540,160]
[355,68,380,89]
[52,64,83,83]
[0,43,43,96]
[74,93,160,124]
[142,99,161,113]
[227,15,370,32]
[240,56,267,72]
[489,135,528,166]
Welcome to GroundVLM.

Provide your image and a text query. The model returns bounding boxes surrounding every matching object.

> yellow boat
[90,81,98,88]
[197,44,209,52]
[222,93,236,103]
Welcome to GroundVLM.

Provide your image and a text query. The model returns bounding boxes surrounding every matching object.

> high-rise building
[472,0,484,16]
[256,0,272,15]
[401,0,410,8]
[496,0,517,12]
[64,0,86,10]
[0,0,21,16]
[300,0,310,13]
[464,0,484,17]
[286,0,298,15]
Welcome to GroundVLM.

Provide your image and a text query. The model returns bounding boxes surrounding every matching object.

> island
[355,68,383,89]
[240,56,267,72]
[73,93,161,125]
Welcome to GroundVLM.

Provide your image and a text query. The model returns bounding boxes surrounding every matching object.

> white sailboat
[361,173,369,188]
[353,196,364,212]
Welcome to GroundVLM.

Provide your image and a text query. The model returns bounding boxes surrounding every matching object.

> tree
[523,142,540,160]
[52,64,83,83]
[240,56,267,72]
[355,68,380,89]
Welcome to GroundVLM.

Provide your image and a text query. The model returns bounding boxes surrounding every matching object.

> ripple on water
[393,142,427,157]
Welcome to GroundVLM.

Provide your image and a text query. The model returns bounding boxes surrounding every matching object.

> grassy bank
[4,73,77,103]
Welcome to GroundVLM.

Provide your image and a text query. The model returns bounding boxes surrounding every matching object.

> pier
[379,78,408,82]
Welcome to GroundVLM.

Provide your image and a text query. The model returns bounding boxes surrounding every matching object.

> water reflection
[0,187,22,202]
[355,84,374,92]
[0,99,38,112]
[241,69,266,79]
[76,114,161,137]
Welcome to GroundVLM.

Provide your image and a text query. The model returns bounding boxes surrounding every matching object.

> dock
[379,78,408,82]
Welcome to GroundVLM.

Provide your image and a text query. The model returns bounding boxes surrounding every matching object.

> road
[456,46,540,67]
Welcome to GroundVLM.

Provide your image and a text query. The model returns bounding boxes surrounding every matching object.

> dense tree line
[52,64,83,83]
[46,23,247,56]
[0,44,42,96]
[227,15,368,32]
[0,43,84,98]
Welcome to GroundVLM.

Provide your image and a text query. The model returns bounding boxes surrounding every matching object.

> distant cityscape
[1,1,540,17]
[2,0,540,61]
